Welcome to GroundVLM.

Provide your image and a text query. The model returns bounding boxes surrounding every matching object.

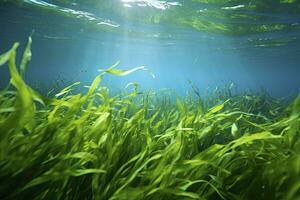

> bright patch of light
[123,3,132,8]
[221,5,245,10]
[121,0,181,10]
[137,3,147,7]
[25,0,120,28]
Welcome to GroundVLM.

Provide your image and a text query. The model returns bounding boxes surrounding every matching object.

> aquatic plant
[0,39,300,200]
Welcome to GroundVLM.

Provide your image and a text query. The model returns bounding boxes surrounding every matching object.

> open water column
[0,1,300,200]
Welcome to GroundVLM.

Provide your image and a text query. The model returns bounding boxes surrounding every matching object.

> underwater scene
[1,0,300,199]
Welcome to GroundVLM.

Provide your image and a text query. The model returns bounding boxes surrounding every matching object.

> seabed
[0,39,300,200]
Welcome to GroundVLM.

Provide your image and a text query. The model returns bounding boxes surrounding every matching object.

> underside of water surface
[1,0,300,200]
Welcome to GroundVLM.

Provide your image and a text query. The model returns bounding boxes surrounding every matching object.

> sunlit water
[0,0,300,97]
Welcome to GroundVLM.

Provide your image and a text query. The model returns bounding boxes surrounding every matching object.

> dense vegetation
[0,39,300,200]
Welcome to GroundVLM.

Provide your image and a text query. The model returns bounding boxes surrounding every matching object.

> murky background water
[0,0,300,97]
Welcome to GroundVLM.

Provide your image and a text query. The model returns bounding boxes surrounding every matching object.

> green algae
[0,39,300,200]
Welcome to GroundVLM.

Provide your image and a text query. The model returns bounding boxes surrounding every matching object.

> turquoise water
[0,0,300,96]
[1,1,300,200]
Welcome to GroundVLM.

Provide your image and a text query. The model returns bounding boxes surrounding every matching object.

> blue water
[0,0,300,97]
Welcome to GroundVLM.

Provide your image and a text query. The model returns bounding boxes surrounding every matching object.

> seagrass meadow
[1,0,300,199]
[0,38,300,200]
